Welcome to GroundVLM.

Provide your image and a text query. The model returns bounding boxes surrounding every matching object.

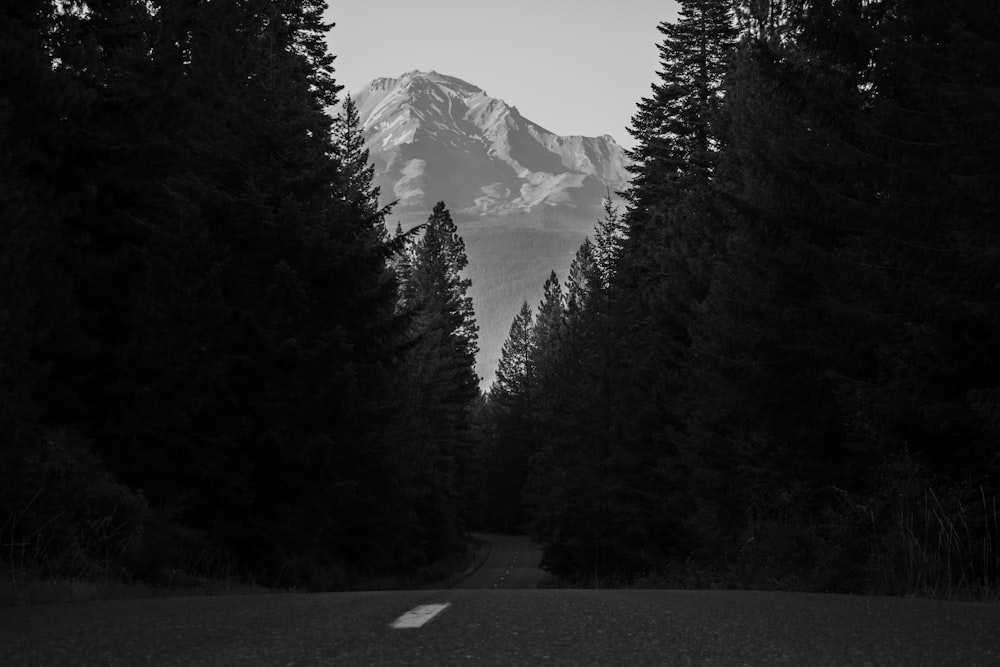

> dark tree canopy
[482,0,1000,595]
[3,0,997,599]
[626,0,738,212]
[0,1,480,591]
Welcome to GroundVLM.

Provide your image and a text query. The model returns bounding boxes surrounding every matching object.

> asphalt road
[452,533,544,589]
[2,536,999,665]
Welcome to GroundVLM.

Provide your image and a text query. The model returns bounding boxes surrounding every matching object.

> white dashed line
[390,603,451,629]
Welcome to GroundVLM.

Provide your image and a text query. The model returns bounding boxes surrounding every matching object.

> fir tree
[626,0,738,213]
[565,239,598,319]
[492,302,534,402]
[332,95,385,226]
[483,302,535,531]
[530,272,566,380]
[400,201,480,558]
[409,202,479,376]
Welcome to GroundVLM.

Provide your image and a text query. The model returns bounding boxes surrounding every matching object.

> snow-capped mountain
[351,71,632,386]
[354,70,630,228]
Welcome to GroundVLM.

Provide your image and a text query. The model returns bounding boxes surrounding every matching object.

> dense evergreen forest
[2,0,997,600]
[1,0,479,591]
[484,0,1000,597]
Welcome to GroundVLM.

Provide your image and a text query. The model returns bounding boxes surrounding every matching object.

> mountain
[351,70,631,386]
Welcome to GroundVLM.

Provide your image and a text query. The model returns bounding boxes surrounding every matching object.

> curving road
[2,537,999,665]
[453,533,544,589]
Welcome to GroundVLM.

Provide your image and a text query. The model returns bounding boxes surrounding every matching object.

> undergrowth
[872,486,999,600]
[537,457,999,602]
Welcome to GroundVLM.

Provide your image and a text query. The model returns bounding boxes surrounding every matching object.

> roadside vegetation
[483,0,1000,601]
[2,2,481,603]
[3,1,996,604]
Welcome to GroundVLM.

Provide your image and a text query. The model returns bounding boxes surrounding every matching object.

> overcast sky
[324,1,679,148]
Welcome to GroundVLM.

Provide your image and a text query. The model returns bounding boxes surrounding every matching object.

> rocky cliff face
[351,71,631,386]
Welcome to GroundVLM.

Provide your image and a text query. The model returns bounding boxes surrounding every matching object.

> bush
[1,428,148,583]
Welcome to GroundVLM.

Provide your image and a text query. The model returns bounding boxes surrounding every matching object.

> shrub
[1,428,148,584]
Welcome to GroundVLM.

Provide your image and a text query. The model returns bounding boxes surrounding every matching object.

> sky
[323,1,679,149]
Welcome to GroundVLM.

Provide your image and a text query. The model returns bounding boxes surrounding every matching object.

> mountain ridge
[351,70,631,385]
[353,70,629,228]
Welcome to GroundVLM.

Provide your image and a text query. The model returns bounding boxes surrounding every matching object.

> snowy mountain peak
[353,70,629,225]
[368,76,398,92]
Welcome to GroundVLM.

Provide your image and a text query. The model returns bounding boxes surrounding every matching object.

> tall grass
[1,487,148,606]
[873,486,999,600]
[2,493,143,580]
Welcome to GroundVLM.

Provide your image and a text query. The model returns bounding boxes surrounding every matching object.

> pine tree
[409,202,479,378]
[522,2,740,580]
[483,302,535,531]
[626,0,738,213]
[530,272,566,381]
[0,0,167,579]
[679,0,1000,586]
[332,95,385,226]
[492,302,534,402]
[40,0,414,584]
[618,0,737,349]
[527,272,566,456]
[565,239,598,319]
[399,201,480,559]
[593,196,627,292]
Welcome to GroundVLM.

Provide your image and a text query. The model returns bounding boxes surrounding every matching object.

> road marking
[390,603,451,629]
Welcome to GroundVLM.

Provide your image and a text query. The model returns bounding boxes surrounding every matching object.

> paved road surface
[2,536,999,665]
[453,533,544,589]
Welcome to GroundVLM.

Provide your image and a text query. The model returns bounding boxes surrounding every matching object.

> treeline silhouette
[3,0,998,599]
[483,0,1000,597]
[1,2,478,590]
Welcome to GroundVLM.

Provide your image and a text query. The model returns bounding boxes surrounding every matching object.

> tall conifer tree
[626,0,737,213]
[483,302,535,531]
[399,201,480,558]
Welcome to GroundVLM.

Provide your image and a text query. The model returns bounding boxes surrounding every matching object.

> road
[452,533,544,589]
[2,535,999,665]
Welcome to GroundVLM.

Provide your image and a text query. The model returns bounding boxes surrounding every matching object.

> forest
[1,0,997,599]
[1,0,480,592]
[482,0,999,596]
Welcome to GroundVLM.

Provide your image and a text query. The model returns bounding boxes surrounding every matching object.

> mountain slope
[352,71,630,385]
